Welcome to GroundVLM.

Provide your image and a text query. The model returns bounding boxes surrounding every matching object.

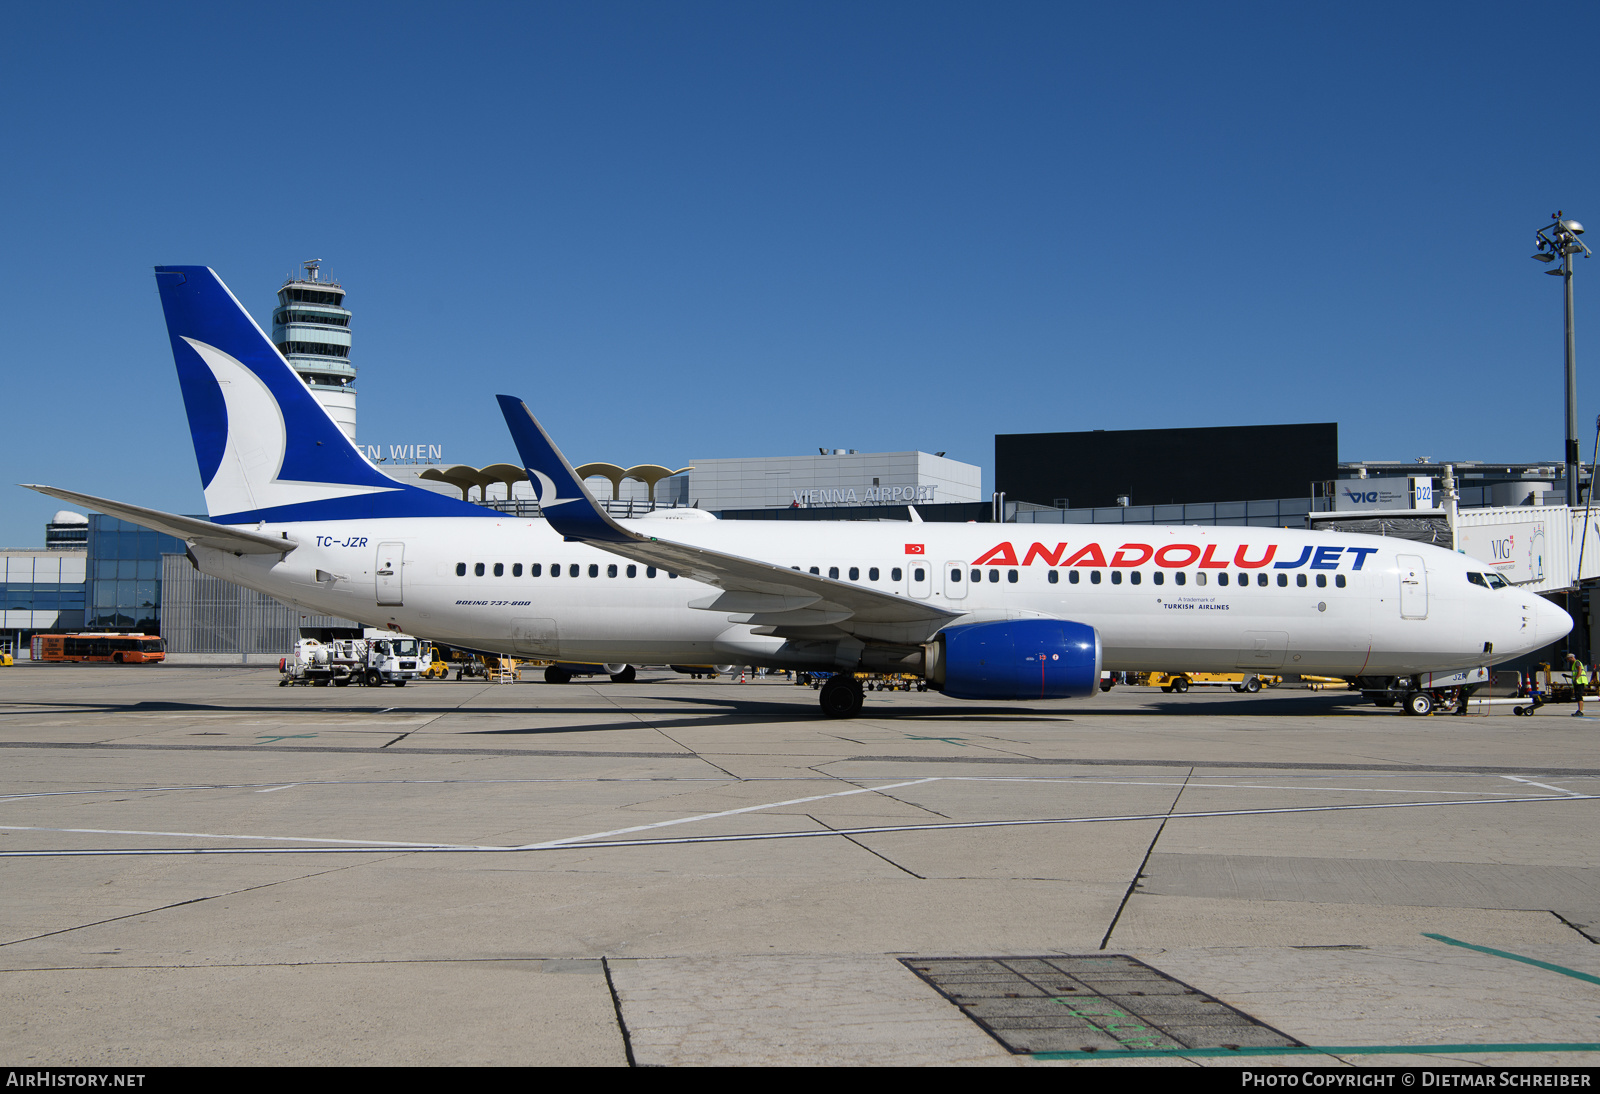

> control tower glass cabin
[272,260,356,440]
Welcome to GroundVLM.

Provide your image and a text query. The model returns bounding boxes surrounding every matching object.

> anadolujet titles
[23,267,1572,717]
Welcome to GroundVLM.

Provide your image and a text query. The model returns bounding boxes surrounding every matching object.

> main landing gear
[819,674,864,719]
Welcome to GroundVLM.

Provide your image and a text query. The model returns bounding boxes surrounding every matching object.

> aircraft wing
[495,396,960,639]
[21,485,297,555]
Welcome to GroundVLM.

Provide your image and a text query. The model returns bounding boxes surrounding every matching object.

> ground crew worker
[1567,653,1589,717]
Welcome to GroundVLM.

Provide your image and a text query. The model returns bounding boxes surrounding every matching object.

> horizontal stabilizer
[21,485,297,555]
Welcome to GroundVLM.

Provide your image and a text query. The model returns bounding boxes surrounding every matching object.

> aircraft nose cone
[1536,595,1573,644]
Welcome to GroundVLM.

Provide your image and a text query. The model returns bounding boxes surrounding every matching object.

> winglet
[495,395,637,544]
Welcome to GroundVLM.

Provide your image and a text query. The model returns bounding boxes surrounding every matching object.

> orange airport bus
[31,634,166,664]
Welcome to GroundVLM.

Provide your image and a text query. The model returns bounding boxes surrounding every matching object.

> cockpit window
[1485,572,1509,589]
[1467,572,1489,588]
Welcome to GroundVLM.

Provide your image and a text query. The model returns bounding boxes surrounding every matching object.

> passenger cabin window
[1216,572,1228,587]
[1048,570,1059,584]
[1195,572,1207,587]
[869,567,880,581]
[569,564,579,578]
[1090,570,1102,584]
[456,563,466,576]
[1175,572,1186,586]
[849,567,859,581]
[493,563,504,577]
[474,563,485,577]
[1257,573,1268,586]
[588,564,599,578]
[608,564,618,578]
[1297,574,1308,587]
[531,564,542,577]
[647,567,657,578]
[1130,571,1142,585]
[950,568,962,583]
[1153,572,1163,586]
[1335,574,1346,588]
[1070,570,1080,584]
[1277,574,1288,587]
[1316,574,1327,588]
[828,566,839,579]
[627,565,637,578]
[892,568,903,581]
[1111,571,1122,585]
[810,566,820,575]
[513,563,522,577]
[1007,569,1018,583]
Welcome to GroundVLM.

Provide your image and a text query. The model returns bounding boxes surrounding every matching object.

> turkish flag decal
[905,544,925,555]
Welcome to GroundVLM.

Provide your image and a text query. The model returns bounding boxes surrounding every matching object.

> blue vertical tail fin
[153,266,485,523]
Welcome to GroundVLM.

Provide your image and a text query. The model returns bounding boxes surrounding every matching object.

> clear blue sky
[2,1,1596,545]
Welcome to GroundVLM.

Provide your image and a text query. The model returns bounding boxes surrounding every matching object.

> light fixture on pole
[1533,211,1591,506]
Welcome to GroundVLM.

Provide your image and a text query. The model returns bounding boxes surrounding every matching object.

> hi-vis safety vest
[1574,662,1590,687]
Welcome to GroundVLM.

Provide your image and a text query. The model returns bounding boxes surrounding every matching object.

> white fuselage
[193,515,1567,680]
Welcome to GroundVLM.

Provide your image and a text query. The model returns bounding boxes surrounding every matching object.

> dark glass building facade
[86,515,184,633]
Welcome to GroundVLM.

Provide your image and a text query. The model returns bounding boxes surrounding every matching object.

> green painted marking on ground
[254,734,319,743]
[1424,932,1600,986]
[1031,1042,1600,1060]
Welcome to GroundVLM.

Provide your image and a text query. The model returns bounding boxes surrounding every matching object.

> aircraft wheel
[819,675,864,719]
[1172,677,1190,693]
[1404,691,1433,716]
[609,665,636,683]
[545,666,572,684]
[1244,677,1262,694]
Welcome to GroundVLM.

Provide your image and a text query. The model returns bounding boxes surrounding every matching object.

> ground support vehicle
[421,646,451,679]
[1148,671,1277,694]
[279,634,425,687]
[864,673,926,692]
[279,638,348,687]
[454,654,521,681]
[333,634,424,686]
[0,639,13,667]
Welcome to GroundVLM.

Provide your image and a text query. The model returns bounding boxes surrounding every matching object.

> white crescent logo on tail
[183,337,398,515]
[529,468,581,508]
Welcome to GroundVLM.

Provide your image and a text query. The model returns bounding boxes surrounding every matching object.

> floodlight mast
[1534,212,1591,506]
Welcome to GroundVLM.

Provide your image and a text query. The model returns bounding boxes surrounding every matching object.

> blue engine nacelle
[928,618,1101,701]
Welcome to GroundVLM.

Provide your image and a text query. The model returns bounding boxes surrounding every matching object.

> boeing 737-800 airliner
[23,267,1572,717]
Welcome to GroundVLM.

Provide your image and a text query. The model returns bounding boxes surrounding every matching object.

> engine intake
[927,619,1101,701]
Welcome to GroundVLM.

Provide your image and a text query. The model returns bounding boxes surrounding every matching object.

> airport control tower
[272,260,356,440]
